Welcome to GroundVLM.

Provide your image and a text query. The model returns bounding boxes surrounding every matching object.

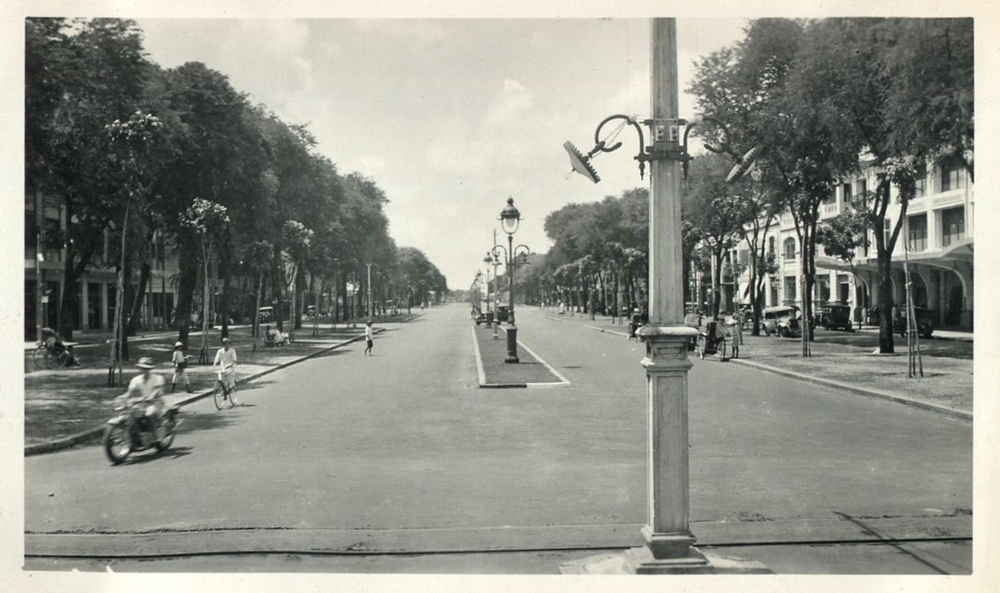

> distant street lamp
[493,197,530,363]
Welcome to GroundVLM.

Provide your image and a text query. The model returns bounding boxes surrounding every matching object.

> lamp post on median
[494,197,530,363]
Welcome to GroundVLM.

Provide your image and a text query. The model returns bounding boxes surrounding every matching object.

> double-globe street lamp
[492,197,530,363]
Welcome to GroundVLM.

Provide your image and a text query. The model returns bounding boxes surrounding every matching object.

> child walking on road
[171,341,192,393]
[364,320,374,356]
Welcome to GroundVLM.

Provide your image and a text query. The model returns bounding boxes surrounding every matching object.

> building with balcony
[728,155,973,331]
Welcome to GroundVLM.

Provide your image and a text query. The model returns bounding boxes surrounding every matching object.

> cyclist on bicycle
[212,336,238,394]
[40,326,78,366]
[124,356,167,442]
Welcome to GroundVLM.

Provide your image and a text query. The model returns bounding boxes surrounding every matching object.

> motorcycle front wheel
[155,414,176,452]
[103,424,131,465]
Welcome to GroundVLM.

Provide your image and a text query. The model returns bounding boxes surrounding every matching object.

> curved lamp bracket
[566,114,755,183]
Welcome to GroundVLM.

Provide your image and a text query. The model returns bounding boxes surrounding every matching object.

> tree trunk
[220,266,232,340]
[199,244,211,364]
[174,240,198,346]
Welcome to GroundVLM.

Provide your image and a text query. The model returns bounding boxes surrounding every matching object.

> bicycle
[212,364,238,410]
[32,342,72,370]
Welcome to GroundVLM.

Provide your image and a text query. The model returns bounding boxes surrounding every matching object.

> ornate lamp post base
[560,325,770,575]
[504,326,519,363]
[561,547,771,575]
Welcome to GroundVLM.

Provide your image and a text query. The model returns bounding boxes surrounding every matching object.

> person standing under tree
[171,341,192,393]
[363,320,374,356]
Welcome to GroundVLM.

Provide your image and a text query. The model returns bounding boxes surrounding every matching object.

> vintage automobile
[474,311,494,326]
[495,305,511,323]
[897,306,935,339]
[762,305,802,338]
[817,303,854,332]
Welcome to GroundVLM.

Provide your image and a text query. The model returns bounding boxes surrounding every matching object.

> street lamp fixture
[564,114,759,183]
[494,197,529,363]
[484,252,502,340]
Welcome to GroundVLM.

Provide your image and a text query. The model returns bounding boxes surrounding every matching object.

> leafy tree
[810,18,973,352]
[179,198,231,362]
[682,153,752,318]
[26,18,152,341]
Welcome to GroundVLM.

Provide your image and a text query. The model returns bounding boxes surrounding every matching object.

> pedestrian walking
[364,320,374,356]
[729,313,742,359]
[171,341,192,393]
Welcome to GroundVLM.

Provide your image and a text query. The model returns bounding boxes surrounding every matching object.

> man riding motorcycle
[123,356,167,443]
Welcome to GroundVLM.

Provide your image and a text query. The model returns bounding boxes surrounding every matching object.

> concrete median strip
[24,327,388,456]
[471,324,570,389]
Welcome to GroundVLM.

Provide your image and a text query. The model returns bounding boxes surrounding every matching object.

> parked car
[762,305,802,338]
[257,306,274,323]
[496,305,511,323]
[474,311,494,326]
[897,306,935,339]
[817,303,854,332]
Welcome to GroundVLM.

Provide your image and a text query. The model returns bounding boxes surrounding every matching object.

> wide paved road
[25,303,972,572]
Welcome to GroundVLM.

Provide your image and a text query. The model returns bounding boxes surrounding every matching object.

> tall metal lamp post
[494,197,530,363]
[561,18,765,575]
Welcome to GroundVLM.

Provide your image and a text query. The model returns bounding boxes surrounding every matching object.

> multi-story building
[729,155,973,331]
[24,189,182,339]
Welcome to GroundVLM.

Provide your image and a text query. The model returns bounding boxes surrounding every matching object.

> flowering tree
[180,198,231,362]
[105,111,162,386]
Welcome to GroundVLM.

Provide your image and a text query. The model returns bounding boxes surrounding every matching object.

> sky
[132,18,750,291]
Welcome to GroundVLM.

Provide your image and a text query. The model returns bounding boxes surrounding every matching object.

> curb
[23,320,409,456]
[577,324,972,422]
[727,358,973,421]
[471,324,569,389]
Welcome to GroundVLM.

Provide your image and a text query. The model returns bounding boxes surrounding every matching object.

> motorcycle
[102,394,180,465]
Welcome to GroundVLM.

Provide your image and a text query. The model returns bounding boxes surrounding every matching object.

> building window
[908,213,928,252]
[942,207,965,247]
[768,237,775,257]
[855,178,867,200]
[884,219,891,247]
[783,237,796,260]
[783,276,797,302]
[154,237,166,271]
[820,186,835,205]
[914,162,927,198]
[939,157,965,192]
[841,182,852,204]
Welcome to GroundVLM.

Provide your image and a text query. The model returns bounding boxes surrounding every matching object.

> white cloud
[352,20,447,48]
[484,79,534,129]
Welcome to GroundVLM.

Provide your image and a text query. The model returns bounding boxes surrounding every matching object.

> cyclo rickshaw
[696,318,728,360]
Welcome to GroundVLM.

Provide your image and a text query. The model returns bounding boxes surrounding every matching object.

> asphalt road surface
[24,303,972,573]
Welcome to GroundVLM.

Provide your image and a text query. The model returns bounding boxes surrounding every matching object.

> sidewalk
[23,316,413,454]
[538,308,973,421]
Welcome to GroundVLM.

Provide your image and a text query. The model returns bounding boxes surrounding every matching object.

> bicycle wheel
[49,349,69,369]
[213,381,226,410]
[228,383,238,407]
[32,346,48,370]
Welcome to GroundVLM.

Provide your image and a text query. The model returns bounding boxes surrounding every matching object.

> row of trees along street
[26,18,448,382]
[522,18,971,357]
